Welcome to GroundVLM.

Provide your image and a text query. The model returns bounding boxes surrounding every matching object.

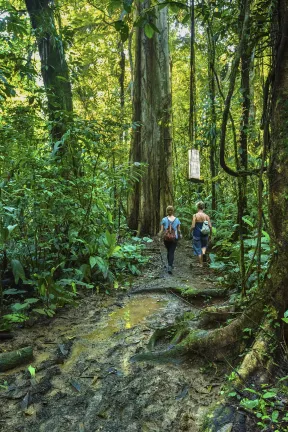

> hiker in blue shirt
[159,205,181,274]
[190,201,212,267]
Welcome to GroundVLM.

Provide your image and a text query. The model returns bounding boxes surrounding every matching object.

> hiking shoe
[168,266,172,274]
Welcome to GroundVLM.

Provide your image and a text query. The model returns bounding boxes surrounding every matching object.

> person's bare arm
[158,224,164,238]
[190,215,196,232]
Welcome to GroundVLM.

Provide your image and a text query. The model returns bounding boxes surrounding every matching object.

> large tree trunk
[268,0,288,311]
[25,0,73,142]
[128,1,173,236]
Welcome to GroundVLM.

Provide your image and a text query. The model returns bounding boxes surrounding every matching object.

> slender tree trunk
[189,0,197,146]
[207,20,217,212]
[25,0,73,142]
[114,40,126,225]
[128,1,173,235]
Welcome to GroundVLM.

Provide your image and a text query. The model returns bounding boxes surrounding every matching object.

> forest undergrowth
[1,239,287,431]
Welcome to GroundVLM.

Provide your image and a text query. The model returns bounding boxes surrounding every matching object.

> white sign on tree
[188,149,200,180]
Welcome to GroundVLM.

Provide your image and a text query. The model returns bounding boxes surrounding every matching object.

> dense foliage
[0,0,274,335]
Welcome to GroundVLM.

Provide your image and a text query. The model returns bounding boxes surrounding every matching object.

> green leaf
[111,246,121,256]
[90,256,98,269]
[11,302,29,311]
[33,308,48,316]
[144,23,154,38]
[123,0,133,13]
[11,259,26,284]
[3,313,28,323]
[3,289,26,295]
[182,13,190,24]
[242,217,254,227]
[271,410,279,422]
[241,398,259,409]
[262,230,270,240]
[24,298,39,304]
[7,224,18,233]
[262,391,277,398]
[28,365,36,378]
[114,20,123,31]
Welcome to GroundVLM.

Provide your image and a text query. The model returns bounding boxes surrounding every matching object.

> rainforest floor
[0,240,257,432]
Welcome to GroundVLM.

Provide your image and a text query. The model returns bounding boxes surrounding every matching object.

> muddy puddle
[61,296,168,373]
[0,241,225,432]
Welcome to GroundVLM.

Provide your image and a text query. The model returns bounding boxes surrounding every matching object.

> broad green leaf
[111,246,121,256]
[3,313,28,323]
[3,289,26,295]
[28,365,36,378]
[262,391,277,398]
[144,24,154,38]
[262,230,270,240]
[182,13,190,24]
[11,259,26,284]
[271,410,279,422]
[242,217,254,227]
[240,398,259,409]
[33,308,48,316]
[7,224,18,233]
[24,298,39,304]
[11,302,29,311]
[90,256,98,269]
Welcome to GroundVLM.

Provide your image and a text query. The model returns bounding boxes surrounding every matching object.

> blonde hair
[196,201,205,210]
[166,205,174,213]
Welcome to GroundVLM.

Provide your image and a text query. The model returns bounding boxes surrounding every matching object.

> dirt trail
[0,240,227,432]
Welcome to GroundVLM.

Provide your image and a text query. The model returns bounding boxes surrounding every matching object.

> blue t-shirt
[161,217,181,239]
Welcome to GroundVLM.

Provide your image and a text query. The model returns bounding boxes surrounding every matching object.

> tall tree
[128,1,173,235]
[189,0,197,146]
[207,13,217,212]
[24,0,73,143]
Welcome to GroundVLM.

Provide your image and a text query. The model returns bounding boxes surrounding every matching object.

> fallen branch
[0,346,33,372]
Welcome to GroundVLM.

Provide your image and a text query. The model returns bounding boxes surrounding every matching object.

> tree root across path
[131,299,265,364]
[131,284,228,300]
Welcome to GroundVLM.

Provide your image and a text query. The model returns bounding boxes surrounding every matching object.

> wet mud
[0,240,227,432]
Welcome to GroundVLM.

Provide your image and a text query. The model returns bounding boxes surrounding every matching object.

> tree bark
[25,0,73,142]
[128,1,173,235]
[268,0,288,312]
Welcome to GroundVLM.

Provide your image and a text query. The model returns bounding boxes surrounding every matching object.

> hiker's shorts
[193,235,208,256]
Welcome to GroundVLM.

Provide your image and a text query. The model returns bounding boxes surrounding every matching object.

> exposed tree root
[132,300,264,363]
[198,305,237,328]
[0,332,13,340]
[233,318,276,387]
[131,284,227,300]
[147,323,191,350]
